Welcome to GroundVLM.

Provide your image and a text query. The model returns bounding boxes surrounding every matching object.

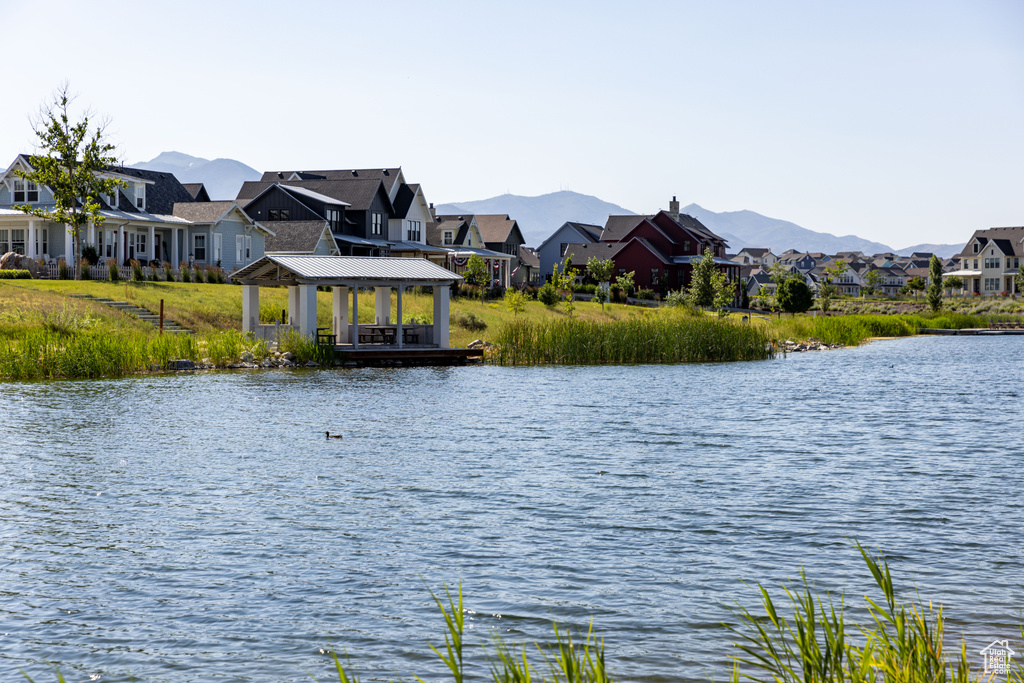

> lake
[1,335,1022,682]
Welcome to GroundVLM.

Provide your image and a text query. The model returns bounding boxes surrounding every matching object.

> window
[268,209,279,221]
[683,240,690,252]
[651,267,659,284]
[560,243,568,257]
[984,278,999,291]
[105,231,114,258]
[25,181,38,202]
[618,268,625,277]
[245,235,251,259]
[107,189,117,209]
[137,232,147,259]
[97,231,103,257]
[504,243,518,256]
[280,209,290,220]
[974,259,978,269]
[0,229,8,253]
[213,233,222,264]
[407,220,421,241]
[236,235,244,263]
[327,208,342,232]
[1016,258,1021,269]
[42,228,47,256]
[973,243,980,253]
[1008,258,1013,270]
[443,230,453,245]
[372,212,383,236]
[194,234,206,262]
[135,183,145,210]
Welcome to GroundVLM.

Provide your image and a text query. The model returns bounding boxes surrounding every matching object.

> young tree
[614,270,635,304]
[687,248,718,309]
[943,274,964,295]
[503,287,527,316]
[585,257,615,285]
[927,254,944,312]
[817,261,848,313]
[711,269,735,315]
[1016,264,1024,295]
[777,276,814,315]
[14,84,123,279]
[463,254,488,286]
[863,269,883,296]
[906,276,926,298]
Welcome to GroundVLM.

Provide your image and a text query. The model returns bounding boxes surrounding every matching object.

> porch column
[242,285,260,333]
[172,227,179,267]
[117,224,125,263]
[148,225,156,262]
[297,284,317,338]
[64,224,73,261]
[433,284,450,348]
[288,286,300,325]
[333,286,349,343]
[396,285,404,349]
[374,286,390,324]
[87,222,95,248]
[26,220,36,259]
[351,287,360,349]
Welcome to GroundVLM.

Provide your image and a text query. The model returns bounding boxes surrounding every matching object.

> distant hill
[435,191,635,247]
[133,152,260,200]
[895,242,964,258]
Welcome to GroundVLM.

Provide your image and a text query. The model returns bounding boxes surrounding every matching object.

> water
[1,335,1022,682]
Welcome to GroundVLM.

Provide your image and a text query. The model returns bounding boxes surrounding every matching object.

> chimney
[669,195,680,221]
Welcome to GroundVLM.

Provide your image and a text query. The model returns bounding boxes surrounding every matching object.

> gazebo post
[374,286,390,324]
[433,284,450,348]
[333,286,349,344]
[298,284,317,338]
[242,285,260,333]
[287,286,300,326]
[396,285,404,349]
[352,287,359,349]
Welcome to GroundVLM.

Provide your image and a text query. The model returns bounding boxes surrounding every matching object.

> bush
[80,259,92,280]
[452,312,487,331]
[163,262,174,281]
[58,259,70,280]
[108,260,120,282]
[636,288,656,300]
[572,283,598,295]
[180,267,191,283]
[0,269,31,279]
[131,260,145,282]
[81,245,99,265]
[665,289,689,307]
[538,281,560,306]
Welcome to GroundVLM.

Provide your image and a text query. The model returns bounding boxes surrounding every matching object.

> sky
[1,0,1021,248]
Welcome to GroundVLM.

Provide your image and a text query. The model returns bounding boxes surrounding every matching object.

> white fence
[43,263,222,282]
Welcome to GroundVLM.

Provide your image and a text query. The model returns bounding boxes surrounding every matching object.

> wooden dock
[331,346,484,367]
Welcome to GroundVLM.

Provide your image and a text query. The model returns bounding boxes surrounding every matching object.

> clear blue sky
[1,0,1021,248]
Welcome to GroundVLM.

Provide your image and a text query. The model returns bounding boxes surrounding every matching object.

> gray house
[535,221,602,282]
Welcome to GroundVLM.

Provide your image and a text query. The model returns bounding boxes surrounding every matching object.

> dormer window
[107,189,118,209]
[135,183,145,210]
[443,231,453,246]
[12,179,37,203]
[973,243,980,253]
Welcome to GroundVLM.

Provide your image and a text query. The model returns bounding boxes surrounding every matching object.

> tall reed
[494,313,774,365]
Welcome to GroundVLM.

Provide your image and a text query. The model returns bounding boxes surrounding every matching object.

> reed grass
[494,311,774,365]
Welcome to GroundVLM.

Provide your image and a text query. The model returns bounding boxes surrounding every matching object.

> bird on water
[325,431,343,439]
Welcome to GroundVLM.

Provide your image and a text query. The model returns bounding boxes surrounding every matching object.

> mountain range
[133,152,260,200]
[133,152,962,257]
[438,192,962,258]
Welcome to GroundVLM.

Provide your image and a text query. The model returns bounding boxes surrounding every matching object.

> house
[948,226,1024,295]
[516,246,540,285]
[170,200,270,270]
[735,247,777,266]
[426,212,514,287]
[0,154,270,271]
[535,220,603,282]
[262,220,340,257]
[588,198,737,295]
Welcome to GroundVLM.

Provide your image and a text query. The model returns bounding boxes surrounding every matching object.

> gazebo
[230,255,463,350]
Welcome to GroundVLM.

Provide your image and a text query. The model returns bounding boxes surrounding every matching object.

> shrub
[80,259,92,280]
[58,259,70,280]
[572,283,598,295]
[108,259,120,282]
[148,263,159,281]
[452,312,487,331]
[81,245,99,265]
[43,301,94,335]
[636,288,656,300]
[0,269,31,279]
[163,262,174,281]
[538,281,560,306]
[131,260,144,282]
[180,266,191,283]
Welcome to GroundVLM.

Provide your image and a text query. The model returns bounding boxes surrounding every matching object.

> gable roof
[238,178,390,212]
[106,166,196,215]
[536,221,602,251]
[601,215,649,241]
[182,183,211,202]
[392,183,420,219]
[171,200,241,223]
[958,227,1024,259]
[260,168,404,195]
[262,220,335,254]
[560,241,627,266]
[518,246,540,268]
[474,214,521,244]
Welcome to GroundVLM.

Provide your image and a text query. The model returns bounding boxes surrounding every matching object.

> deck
[919,328,1024,336]
[330,345,484,367]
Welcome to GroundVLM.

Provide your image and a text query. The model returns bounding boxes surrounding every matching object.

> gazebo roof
[230,255,463,287]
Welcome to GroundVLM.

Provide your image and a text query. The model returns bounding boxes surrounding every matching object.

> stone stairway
[72,294,191,334]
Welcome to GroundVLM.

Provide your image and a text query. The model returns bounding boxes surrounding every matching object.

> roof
[230,254,462,287]
[474,214,519,243]
[560,241,627,266]
[237,178,390,212]
[262,220,332,253]
[171,200,241,223]
[957,227,1024,258]
[601,215,648,241]
[518,246,540,268]
[391,183,419,219]
[181,183,211,201]
[105,166,197,215]
[536,221,603,252]
[260,168,403,195]
[739,247,772,256]
[280,184,351,207]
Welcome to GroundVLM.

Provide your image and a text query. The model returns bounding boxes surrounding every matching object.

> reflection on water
[1,335,1022,682]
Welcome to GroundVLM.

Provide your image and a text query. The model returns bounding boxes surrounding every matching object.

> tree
[687,248,718,308]
[817,261,848,313]
[552,262,579,318]
[503,287,527,316]
[906,276,926,298]
[943,274,963,295]
[777,276,814,314]
[615,270,635,303]
[927,255,944,312]
[585,257,615,285]
[463,254,488,286]
[1016,264,1024,295]
[863,269,883,296]
[14,84,123,279]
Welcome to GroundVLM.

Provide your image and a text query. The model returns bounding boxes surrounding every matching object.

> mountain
[133,152,260,200]
[895,243,964,258]
[435,191,635,247]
